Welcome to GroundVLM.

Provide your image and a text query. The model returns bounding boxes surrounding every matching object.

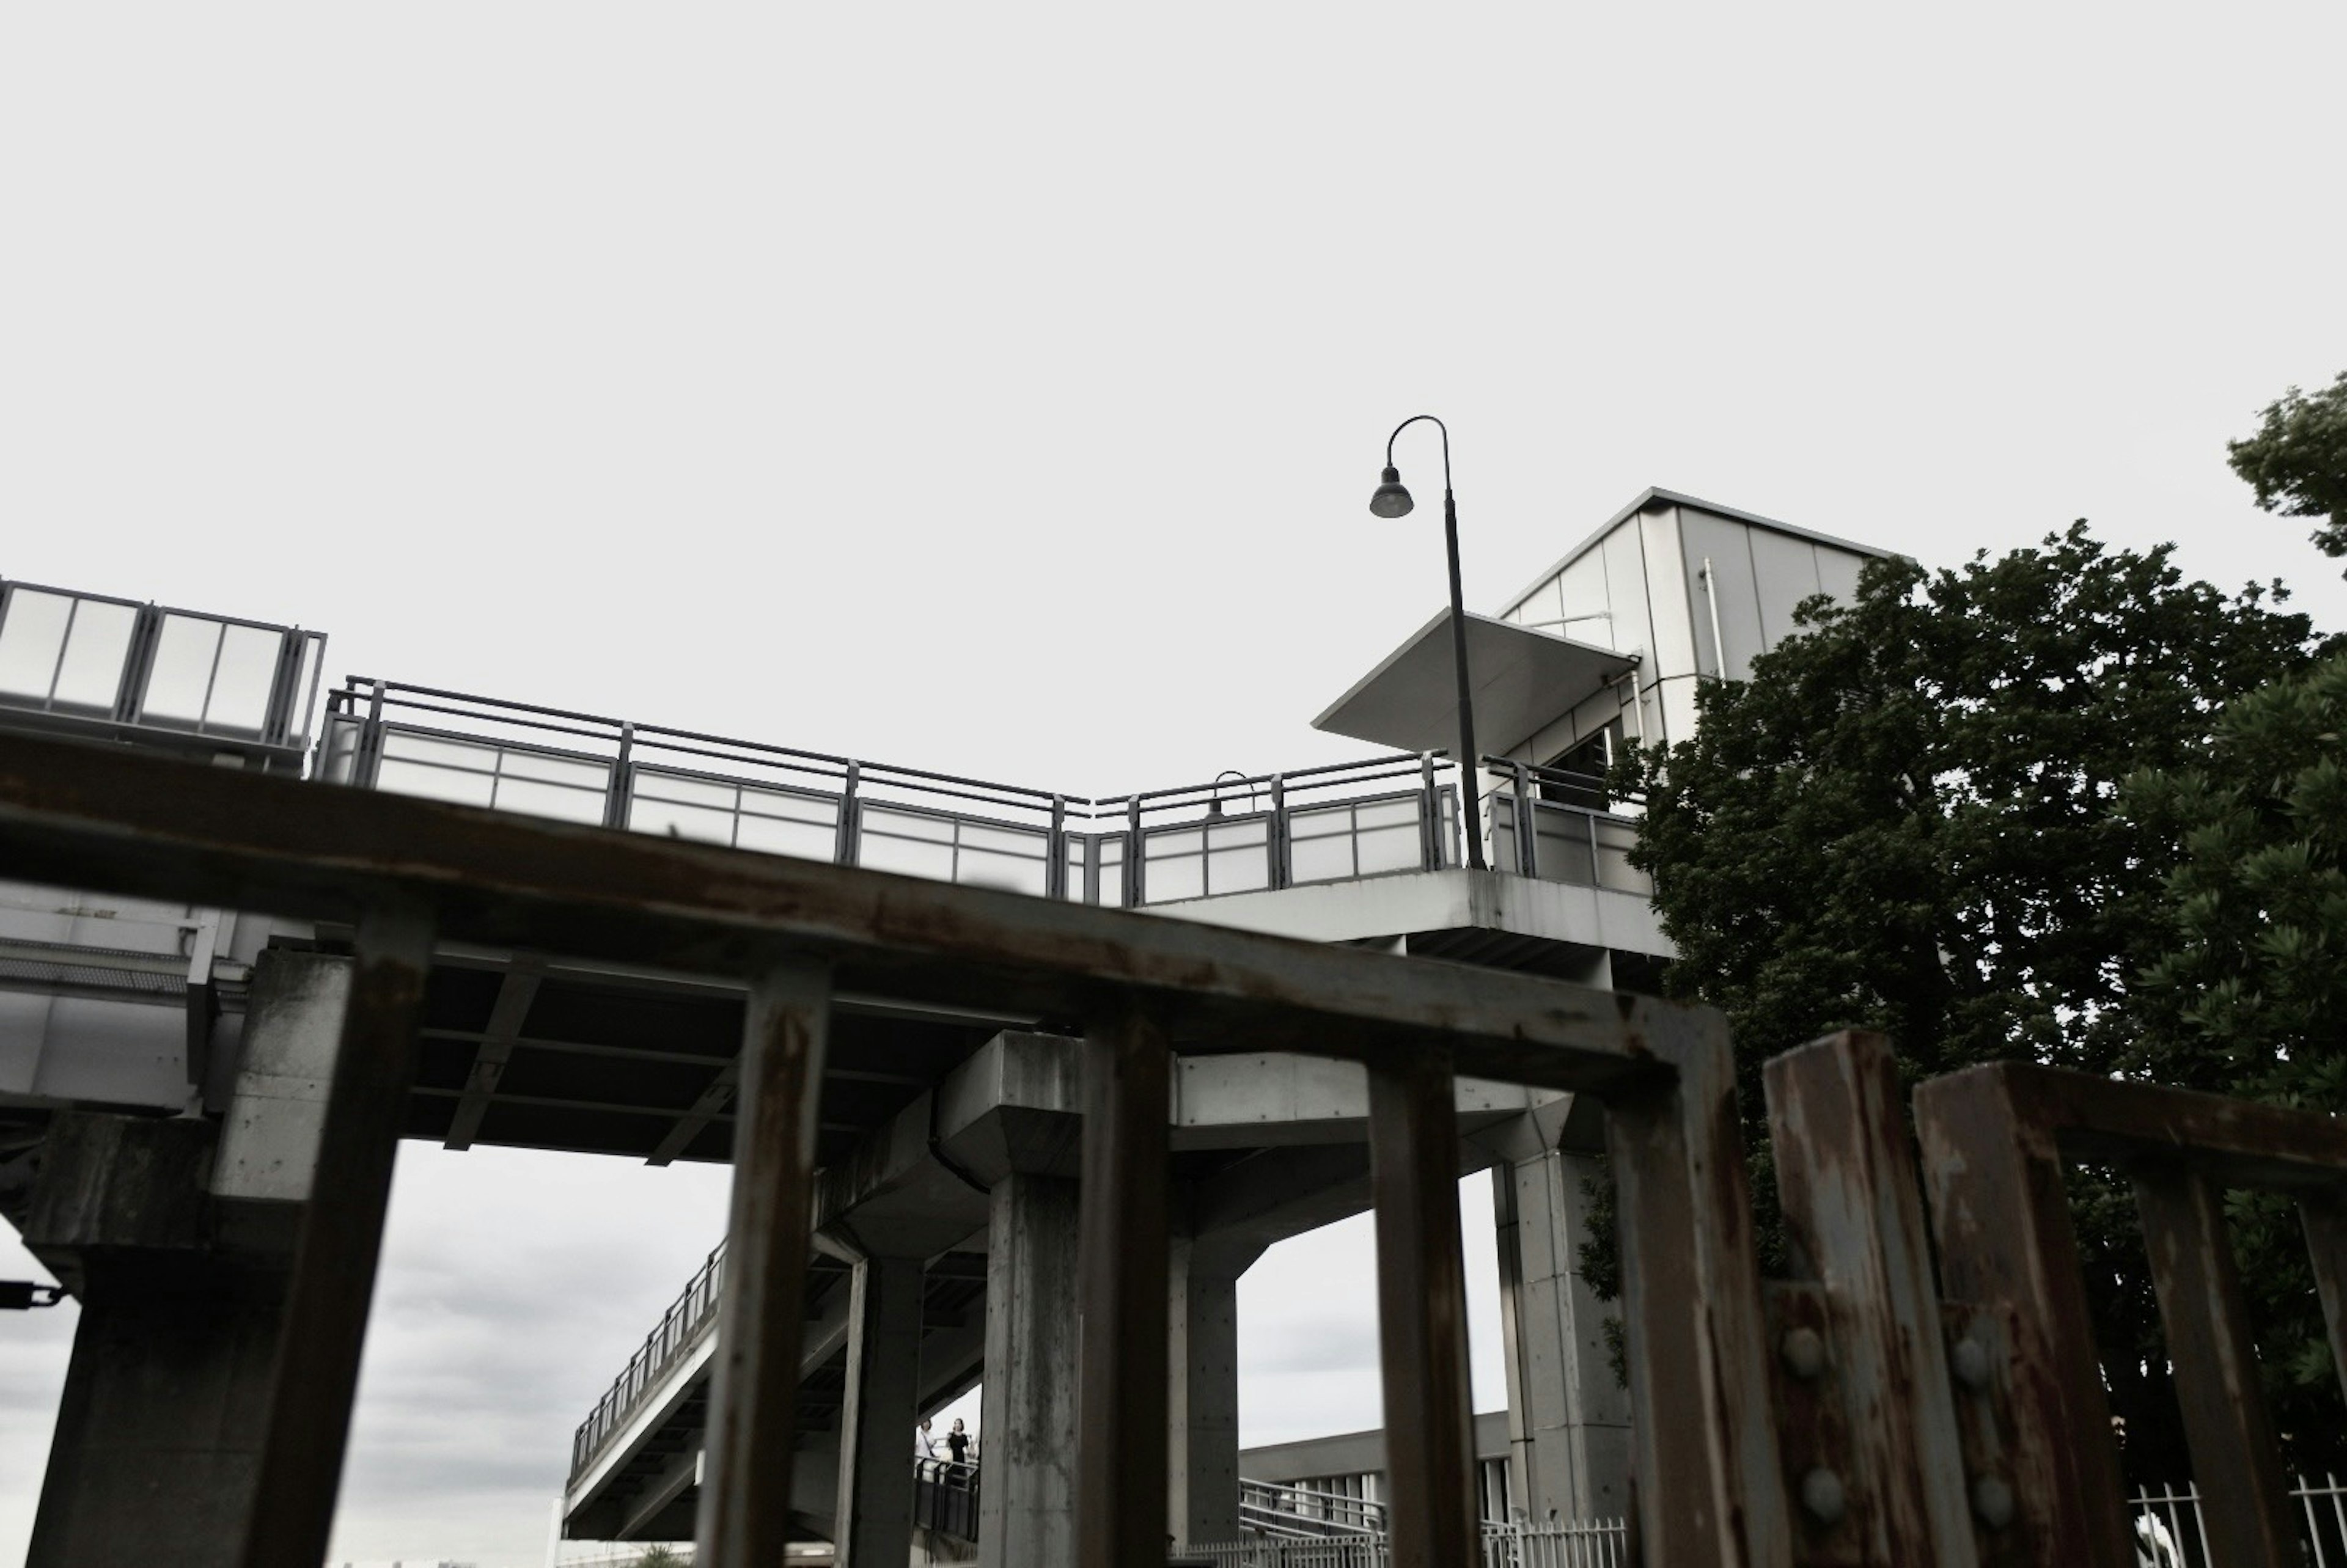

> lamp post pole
[1370,414,1486,871]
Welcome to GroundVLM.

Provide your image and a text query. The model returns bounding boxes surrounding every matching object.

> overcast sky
[4,3,2345,1564]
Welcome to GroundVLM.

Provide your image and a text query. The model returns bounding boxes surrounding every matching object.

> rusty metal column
[1912,1067,2134,1568]
[238,904,436,1568]
[1765,1033,1977,1566]
[1601,998,1788,1568]
[2132,1162,2297,1568]
[1074,1003,1170,1568]
[696,957,834,1568]
[1366,1046,1478,1568]
[2307,1195,2347,1415]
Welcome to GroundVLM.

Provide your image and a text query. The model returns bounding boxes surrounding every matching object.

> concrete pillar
[831,1252,926,1568]
[22,948,350,1568]
[22,1116,287,1568]
[1166,1234,1260,1547]
[977,1172,1079,1568]
[1493,1145,1631,1522]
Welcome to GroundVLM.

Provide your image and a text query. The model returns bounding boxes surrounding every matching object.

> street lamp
[1369,414,1486,871]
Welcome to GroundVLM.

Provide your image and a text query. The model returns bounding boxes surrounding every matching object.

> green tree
[629,1546,689,1568]
[2121,651,2347,1465]
[1608,522,2318,1475]
[2228,370,2347,560]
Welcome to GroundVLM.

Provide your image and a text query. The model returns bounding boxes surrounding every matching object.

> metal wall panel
[1677,510,1766,683]
[1746,527,1826,648]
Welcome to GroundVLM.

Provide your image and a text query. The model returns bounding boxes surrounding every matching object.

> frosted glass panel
[142,616,223,723]
[496,775,606,823]
[53,600,136,710]
[378,755,496,807]
[632,797,736,844]
[960,848,1048,896]
[205,624,281,733]
[858,831,955,881]
[0,591,72,698]
[734,814,837,860]
[1146,854,1203,903]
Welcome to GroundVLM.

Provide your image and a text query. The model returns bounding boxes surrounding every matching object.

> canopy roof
[1312,610,1636,757]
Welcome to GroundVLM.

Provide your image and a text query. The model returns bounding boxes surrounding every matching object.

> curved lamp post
[1370,414,1486,871]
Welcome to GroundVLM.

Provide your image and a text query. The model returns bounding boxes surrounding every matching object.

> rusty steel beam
[2308,1195,2347,1416]
[1969,1061,2347,1192]
[1765,1033,1977,1566]
[2131,1163,2297,1568]
[0,730,1656,1091]
[1074,1004,1172,1568]
[1367,1046,1480,1568]
[240,904,437,1568]
[1911,1068,2136,1568]
[695,959,832,1568]
[1601,998,1790,1568]
[442,957,543,1150]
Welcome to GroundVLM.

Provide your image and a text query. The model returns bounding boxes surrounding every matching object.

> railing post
[1419,753,1441,871]
[834,761,861,866]
[1046,794,1068,901]
[361,680,387,787]
[1366,1044,1480,1568]
[1126,797,1145,906]
[1511,761,1537,878]
[1075,1000,1171,1568]
[1269,774,1290,890]
[238,902,437,1568]
[603,721,634,831]
[696,957,834,1568]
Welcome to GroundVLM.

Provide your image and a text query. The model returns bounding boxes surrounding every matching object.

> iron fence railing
[2128,1476,2347,1567]
[1240,1478,1387,1537]
[317,678,1650,911]
[570,1244,725,1479]
[1180,1519,1629,1568]
[913,1456,981,1540]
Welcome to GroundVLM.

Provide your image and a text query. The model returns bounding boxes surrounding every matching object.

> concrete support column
[977,1172,1079,1568]
[1166,1234,1261,1547]
[831,1253,926,1568]
[1494,1146,1631,1522]
[23,1116,284,1568]
[23,948,351,1568]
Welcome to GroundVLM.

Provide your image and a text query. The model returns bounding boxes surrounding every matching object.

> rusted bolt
[1951,1337,1991,1390]
[1781,1326,1826,1380]
[1800,1467,1846,1525]
[1972,1475,2015,1529]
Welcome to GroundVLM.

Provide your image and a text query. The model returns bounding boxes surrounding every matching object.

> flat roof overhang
[1313,610,1636,756]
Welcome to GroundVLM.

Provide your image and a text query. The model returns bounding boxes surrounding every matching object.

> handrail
[321,676,1650,916]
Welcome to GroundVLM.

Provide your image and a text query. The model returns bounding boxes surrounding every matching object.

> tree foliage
[2122,652,2347,1462]
[2228,370,2347,560]
[1606,522,2319,1472]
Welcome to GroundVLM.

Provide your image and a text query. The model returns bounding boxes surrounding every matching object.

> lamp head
[1368,466,1415,518]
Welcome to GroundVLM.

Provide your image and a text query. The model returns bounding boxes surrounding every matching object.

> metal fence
[314,678,1650,909]
[2128,1476,2347,1567]
[1181,1519,1628,1568]
[0,578,325,771]
[570,1245,725,1476]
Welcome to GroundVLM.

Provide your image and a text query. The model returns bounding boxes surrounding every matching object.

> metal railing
[316,678,1649,909]
[1180,1519,1629,1568]
[2128,1476,2347,1567]
[913,1457,981,1541]
[0,579,326,772]
[1240,1478,1387,1537]
[570,1244,726,1478]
